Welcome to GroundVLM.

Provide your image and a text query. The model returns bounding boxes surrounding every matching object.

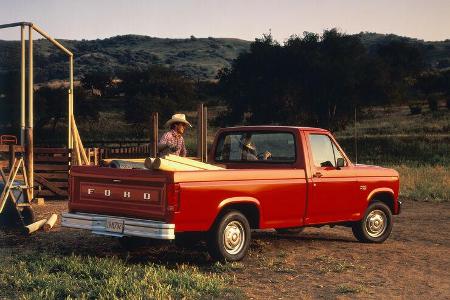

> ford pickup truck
[62,126,401,261]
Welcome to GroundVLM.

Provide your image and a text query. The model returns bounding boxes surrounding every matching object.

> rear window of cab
[214,131,296,163]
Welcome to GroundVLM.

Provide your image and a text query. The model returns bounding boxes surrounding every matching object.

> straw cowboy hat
[165,114,192,128]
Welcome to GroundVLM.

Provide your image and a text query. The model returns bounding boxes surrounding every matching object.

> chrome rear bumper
[62,212,175,239]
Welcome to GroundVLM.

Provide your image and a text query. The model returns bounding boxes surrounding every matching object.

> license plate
[106,218,124,233]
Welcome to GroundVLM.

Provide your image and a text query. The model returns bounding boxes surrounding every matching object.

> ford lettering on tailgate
[80,183,161,203]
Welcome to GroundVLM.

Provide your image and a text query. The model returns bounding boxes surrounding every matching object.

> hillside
[358,32,450,68]
[0,32,449,82]
[0,35,250,82]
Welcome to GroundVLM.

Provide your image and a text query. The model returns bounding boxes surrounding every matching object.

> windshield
[214,131,296,163]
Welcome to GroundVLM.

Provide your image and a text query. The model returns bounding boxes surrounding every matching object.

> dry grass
[337,105,449,136]
[392,164,450,202]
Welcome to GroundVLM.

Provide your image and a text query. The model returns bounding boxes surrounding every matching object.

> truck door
[305,133,357,224]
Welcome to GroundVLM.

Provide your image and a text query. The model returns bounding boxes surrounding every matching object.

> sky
[0,0,449,42]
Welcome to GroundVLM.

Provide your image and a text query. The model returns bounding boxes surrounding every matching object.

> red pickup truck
[62,126,401,261]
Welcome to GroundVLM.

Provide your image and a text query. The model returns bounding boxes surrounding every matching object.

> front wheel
[207,211,251,262]
[352,201,393,243]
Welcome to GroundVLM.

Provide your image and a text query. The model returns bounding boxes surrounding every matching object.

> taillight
[166,183,180,213]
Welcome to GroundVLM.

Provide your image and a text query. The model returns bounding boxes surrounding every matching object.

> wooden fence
[100,144,151,159]
[0,144,151,199]
[33,148,70,198]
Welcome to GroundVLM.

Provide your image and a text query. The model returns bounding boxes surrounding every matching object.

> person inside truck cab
[240,135,272,161]
[158,114,192,157]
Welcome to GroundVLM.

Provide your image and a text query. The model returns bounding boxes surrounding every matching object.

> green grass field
[0,251,240,299]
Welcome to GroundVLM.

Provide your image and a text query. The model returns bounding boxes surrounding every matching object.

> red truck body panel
[67,126,400,234]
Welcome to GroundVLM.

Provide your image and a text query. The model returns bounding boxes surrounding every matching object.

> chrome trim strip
[62,212,175,239]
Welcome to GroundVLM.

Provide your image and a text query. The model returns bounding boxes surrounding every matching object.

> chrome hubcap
[365,209,387,238]
[223,221,245,255]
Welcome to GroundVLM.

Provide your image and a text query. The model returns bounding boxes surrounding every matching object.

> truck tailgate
[69,166,170,221]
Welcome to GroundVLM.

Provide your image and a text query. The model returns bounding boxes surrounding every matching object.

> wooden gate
[33,148,70,198]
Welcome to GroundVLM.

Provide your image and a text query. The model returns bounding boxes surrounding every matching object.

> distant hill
[0,32,449,82]
[0,35,251,82]
[357,32,450,69]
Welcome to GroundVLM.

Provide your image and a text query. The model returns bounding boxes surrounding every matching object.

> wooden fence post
[152,112,159,157]
[197,103,204,161]
[203,106,208,162]
[8,145,15,171]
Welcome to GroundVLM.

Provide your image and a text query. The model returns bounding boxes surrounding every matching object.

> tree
[35,86,98,134]
[81,71,113,97]
[416,70,450,110]
[218,30,373,130]
[0,71,20,134]
[119,66,197,127]
[375,40,425,103]
[217,29,429,130]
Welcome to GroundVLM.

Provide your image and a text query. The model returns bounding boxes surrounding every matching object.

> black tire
[19,206,35,226]
[276,227,305,235]
[207,211,251,262]
[352,201,393,243]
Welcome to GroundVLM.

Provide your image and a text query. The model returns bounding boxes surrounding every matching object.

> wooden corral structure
[0,22,76,200]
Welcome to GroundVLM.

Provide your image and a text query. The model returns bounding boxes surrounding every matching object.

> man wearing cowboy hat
[158,114,192,157]
[240,134,271,161]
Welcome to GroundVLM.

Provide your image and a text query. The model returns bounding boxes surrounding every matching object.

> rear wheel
[352,201,392,243]
[207,211,251,262]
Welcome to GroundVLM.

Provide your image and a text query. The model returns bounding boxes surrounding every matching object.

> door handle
[313,172,323,178]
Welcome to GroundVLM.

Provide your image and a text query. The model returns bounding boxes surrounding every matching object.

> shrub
[427,95,439,111]
[409,104,422,115]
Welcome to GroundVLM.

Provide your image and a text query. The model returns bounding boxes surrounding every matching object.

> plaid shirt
[158,129,187,157]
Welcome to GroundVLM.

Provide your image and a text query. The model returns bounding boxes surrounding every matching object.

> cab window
[308,134,345,168]
[214,131,296,163]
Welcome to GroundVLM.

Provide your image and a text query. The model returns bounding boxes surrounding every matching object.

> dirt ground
[1,200,449,299]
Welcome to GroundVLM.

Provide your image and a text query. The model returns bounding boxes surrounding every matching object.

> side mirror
[336,158,345,169]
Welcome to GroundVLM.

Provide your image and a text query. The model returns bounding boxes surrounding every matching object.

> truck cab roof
[217,125,330,133]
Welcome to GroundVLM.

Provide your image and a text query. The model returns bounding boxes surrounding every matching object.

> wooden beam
[152,112,158,157]
[164,154,223,170]
[203,106,208,162]
[34,172,68,180]
[34,148,70,154]
[0,169,17,203]
[51,182,68,188]
[43,214,58,231]
[197,103,204,161]
[23,218,47,235]
[0,158,22,213]
[71,116,89,164]
[35,190,57,197]
[34,164,69,171]
[151,158,202,171]
[34,174,68,196]
[9,145,16,171]
[34,155,70,163]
